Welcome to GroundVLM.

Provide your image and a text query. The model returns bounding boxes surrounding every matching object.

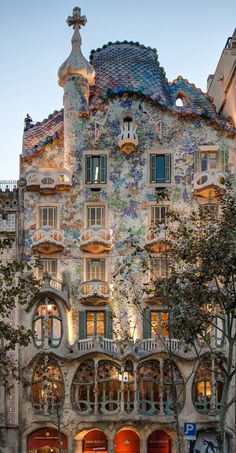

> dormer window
[175,98,184,107]
[118,116,138,154]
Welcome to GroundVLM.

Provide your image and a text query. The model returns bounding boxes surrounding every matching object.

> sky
[0,0,236,180]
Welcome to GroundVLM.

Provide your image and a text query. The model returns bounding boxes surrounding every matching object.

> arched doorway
[114,429,140,453]
[147,430,171,453]
[27,428,67,453]
[83,430,108,453]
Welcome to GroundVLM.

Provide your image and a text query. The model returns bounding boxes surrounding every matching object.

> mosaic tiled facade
[1,6,236,453]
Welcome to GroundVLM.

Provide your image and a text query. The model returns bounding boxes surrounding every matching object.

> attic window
[175,98,184,107]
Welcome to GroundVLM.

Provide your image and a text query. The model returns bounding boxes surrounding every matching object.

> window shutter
[100,155,107,184]
[105,310,112,339]
[164,154,171,182]
[150,155,157,183]
[194,150,200,173]
[143,309,151,339]
[86,156,92,184]
[79,311,86,339]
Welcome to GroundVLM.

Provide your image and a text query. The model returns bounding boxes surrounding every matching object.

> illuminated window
[33,299,62,347]
[151,311,169,337]
[150,155,171,183]
[72,360,95,414]
[85,155,107,184]
[39,207,58,228]
[32,358,63,414]
[86,258,105,281]
[86,205,105,227]
[86,312,105,337]
[97,361,121,413]
[193,359,224,414]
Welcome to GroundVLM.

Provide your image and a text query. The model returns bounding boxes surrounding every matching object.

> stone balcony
[31,227,64,254]
[192,170,226,198]
[80,225,113,253]
[145,225,171,254]
[26,169,72,193]
[118,122,138,154]
[80,280,112,305]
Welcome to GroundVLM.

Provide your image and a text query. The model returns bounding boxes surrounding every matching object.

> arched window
[33,299,62,347]
[123,360,135,414]
[193,359,224,413]
[175,97,184,107]
[163,359,184,414]
[32,357,63,414]
[97,361,121,414]
[138,360,160,414]
[72,360,95,414]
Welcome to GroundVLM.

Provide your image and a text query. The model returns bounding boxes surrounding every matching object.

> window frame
[195,146,224,174]
[84,151,108,187]
[148,150,173,186]
[33,299,63,348]
[36,203,59,229]
[86,311,105,337]
[84,202,107,228]
[83,256,108,282]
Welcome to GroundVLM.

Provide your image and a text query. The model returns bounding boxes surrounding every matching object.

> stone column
[67,433,74,453]
[74,439,83,453]
[140,434,147,453]
[108,436,114,453]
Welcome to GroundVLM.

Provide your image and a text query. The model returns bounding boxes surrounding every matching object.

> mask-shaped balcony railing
[32,227,64,254]
[80,225,113,253]
[145,224,171,254]
[192,170,226,198]
[80,280,112,305]
[26,170,72,193]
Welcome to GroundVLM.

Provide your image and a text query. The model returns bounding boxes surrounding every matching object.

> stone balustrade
[26,169,72,192]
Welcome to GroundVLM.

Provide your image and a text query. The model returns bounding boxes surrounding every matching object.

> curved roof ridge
[90,40,159,62]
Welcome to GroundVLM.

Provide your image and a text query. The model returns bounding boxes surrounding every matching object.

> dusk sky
[1,0,236,179]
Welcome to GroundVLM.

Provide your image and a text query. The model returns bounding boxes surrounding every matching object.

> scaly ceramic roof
[90,42,172,106]
[169,76,216,114]
[23,110,63,156]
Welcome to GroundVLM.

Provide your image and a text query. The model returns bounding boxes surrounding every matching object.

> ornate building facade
[1,6,236,453]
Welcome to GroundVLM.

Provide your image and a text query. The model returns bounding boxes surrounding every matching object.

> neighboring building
[208,28,236,127]
[1,6,236,453]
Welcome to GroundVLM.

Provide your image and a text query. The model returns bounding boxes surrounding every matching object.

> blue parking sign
[184,423,197,440]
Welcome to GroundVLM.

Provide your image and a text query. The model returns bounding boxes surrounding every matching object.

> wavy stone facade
[2,6,236,453]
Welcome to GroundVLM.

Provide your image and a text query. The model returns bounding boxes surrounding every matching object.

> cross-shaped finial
[66,6,87,29]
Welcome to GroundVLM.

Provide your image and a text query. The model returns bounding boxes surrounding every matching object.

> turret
[58,7,95,169]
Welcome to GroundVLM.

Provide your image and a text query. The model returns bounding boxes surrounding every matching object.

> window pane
[87,312,95,336]
[97,312,105,336]
[87,206,105,227]
[39,207,57,228]
[86,259,105,280]
[156,155,165,181]
[151,206,169,224]
[39,259,57,278]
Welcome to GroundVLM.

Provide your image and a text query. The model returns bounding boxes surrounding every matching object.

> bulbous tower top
[58,6,95,87]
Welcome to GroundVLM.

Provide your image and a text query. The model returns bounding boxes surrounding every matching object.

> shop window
[39,206,58,228]
[32,358,63,414]
[150,154,171,184]
[97,361,121,413]
[85,155,107,184]
[86,205,105,227]
[193,359,224,413]
[86,258,105,281]
[72,360,95,414]
[33,299,62,347]
[86,311,105,337]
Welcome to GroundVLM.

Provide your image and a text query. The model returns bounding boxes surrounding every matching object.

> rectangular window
[85,155,107,184]
[39,207,57,228]
[150,256,168,280]
[86,311,105,337]
[151,311,169,337]
[86,206,105,227]
[151,206,169,225]
[38,259,58,279]
[86,258,105,281]
[150,154,171,183]
[201,152,217,172]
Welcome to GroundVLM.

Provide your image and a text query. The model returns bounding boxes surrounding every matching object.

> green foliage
[0,237,39,386]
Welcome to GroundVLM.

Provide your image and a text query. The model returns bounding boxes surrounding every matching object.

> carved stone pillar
[94,359,98,415]
[159,358,164,415]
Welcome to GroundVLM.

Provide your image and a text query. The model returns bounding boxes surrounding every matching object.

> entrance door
[147,430,171,453]
[114,430,140,453]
